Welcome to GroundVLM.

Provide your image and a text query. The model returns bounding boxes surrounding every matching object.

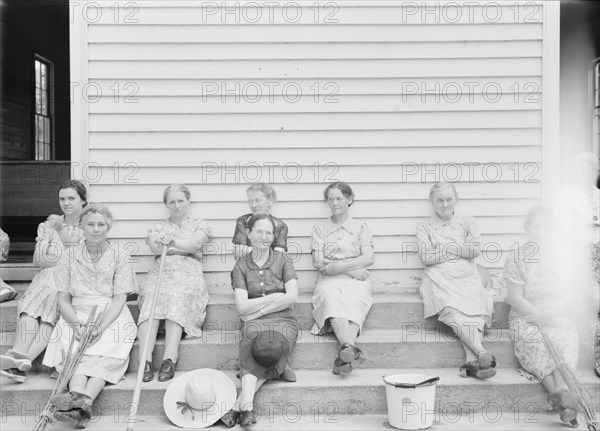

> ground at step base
[1,412,597,431]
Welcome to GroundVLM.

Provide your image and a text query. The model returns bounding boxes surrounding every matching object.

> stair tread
[0,412,587,431]
[2,368,598,392]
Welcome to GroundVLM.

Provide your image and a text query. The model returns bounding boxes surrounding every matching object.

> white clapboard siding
[70,1,557,292]
[89,129,543,149]
[87,3,543,25]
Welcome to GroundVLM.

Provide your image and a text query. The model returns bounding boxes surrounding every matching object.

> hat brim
[163,369,237,429]
[240,330,291,380]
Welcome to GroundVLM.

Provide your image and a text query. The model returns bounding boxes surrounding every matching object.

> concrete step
[0,412,596,431]
[0,328,519,373]
[0,293,511,333]
[1,369,598,418]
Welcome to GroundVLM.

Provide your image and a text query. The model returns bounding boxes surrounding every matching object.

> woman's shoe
[339,343,365,364]
[0,350,32,371]
[459,361,496,379]
[158,359,176,382]
[50,391,92,412]
[239,410,257,429]
[54,407,92,429]
[476,351,496,369]
[221,409,240,428]
[332,357,352,375]
[142,361,154,382]
[0,368,26,383]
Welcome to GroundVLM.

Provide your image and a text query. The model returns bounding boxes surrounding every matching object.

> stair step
[0,293,510,333]
[0,412,593,431]
[1,369,598,417]
[0,328,519,372]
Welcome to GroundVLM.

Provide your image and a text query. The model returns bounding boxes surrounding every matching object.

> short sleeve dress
[232,250,299,379]
[232,214,288,251]
[310,217,374,336]
[138,218,213,337]
[43,243,138,384]
[416,212,493,324]
[18,220,84,326]
[503,247,578,381]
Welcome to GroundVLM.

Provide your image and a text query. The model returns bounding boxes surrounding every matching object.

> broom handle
[126,246,168,431]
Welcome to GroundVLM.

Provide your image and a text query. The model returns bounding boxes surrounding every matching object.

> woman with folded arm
[137,184,213,383]
[416,182,495,379]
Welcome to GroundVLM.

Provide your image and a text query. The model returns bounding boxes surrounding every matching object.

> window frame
[33,54,55,161]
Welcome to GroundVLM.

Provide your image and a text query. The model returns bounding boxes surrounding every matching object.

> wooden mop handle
[126,246,168,431]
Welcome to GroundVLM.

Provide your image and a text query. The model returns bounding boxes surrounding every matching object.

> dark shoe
[0,350,32,371]
[158,359,176,382]
[0,368,26,383]
[54,407,92,429]
[50,391,93,412]
[459,361,496,379]
[239,410,257,429]
[221,409,240,428]
[332,357,352,375]
[476,351,495,369]
[339,343,365,364]
[142,361,154,382]
[547,389,581,411]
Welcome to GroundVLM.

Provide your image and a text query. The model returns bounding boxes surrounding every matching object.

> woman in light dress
[416,182,495,379]
[137,184,213,382]
[44,204,137,428]
[0,180,87,383]
[505,205,581,427]
[310,182,374,375]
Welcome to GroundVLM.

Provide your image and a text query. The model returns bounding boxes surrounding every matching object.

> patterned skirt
[17,267,60,326]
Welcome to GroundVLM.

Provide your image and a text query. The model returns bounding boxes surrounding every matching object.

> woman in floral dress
[0,180,87,383]
[504,205,581,427]
[137,184,213,382]
[416,182,495,379]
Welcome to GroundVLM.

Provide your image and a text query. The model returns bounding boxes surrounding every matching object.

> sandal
[239,410,257,429]
[221,409,240,428]
[332,357,352,375]
[54,407,92,429]
[339,343,365,364]
[459,361,496,379]
[50,391,93,412]
[476,351,496,369]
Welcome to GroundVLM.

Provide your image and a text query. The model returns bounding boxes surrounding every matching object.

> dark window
[34,56,53,160]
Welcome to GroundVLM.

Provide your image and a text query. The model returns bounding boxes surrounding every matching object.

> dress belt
[155,250,202,263]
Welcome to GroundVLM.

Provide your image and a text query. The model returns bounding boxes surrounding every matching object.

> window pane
[35,88,41,114]
[44,118,50,143]
[42,91,47,115]
[45,144,50,160]
[35,60,40,88]
[41,64,47,90]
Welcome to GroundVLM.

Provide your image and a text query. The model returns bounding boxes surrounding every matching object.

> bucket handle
[383,376,440,389]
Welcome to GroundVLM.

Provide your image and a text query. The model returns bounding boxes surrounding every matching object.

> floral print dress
[138,218,213,337]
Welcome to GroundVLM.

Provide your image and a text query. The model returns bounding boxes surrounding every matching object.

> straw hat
[163,369,237,428]
[240,328,296,380]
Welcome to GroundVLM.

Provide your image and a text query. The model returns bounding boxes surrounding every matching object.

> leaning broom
[32,305,106,431]
[542,331,600,431]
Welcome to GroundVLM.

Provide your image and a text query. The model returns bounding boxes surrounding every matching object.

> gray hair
[246,183,277,201]
[428,182,458,201]
[162,184,191,204]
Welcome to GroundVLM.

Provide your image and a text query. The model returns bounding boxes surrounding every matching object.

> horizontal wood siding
[72,1,548,293]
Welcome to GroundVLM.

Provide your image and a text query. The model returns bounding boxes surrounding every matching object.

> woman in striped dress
[0,180,87,383]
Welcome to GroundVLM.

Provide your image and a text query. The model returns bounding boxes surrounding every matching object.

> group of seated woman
[0,175,597,429]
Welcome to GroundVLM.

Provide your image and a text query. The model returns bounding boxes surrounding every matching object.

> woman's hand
[72,323,84,341]
[158,232,174,246]
[345,268,369,281]
[46,215,64,232]
[88,324,103,345]
[319,262,341,275]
